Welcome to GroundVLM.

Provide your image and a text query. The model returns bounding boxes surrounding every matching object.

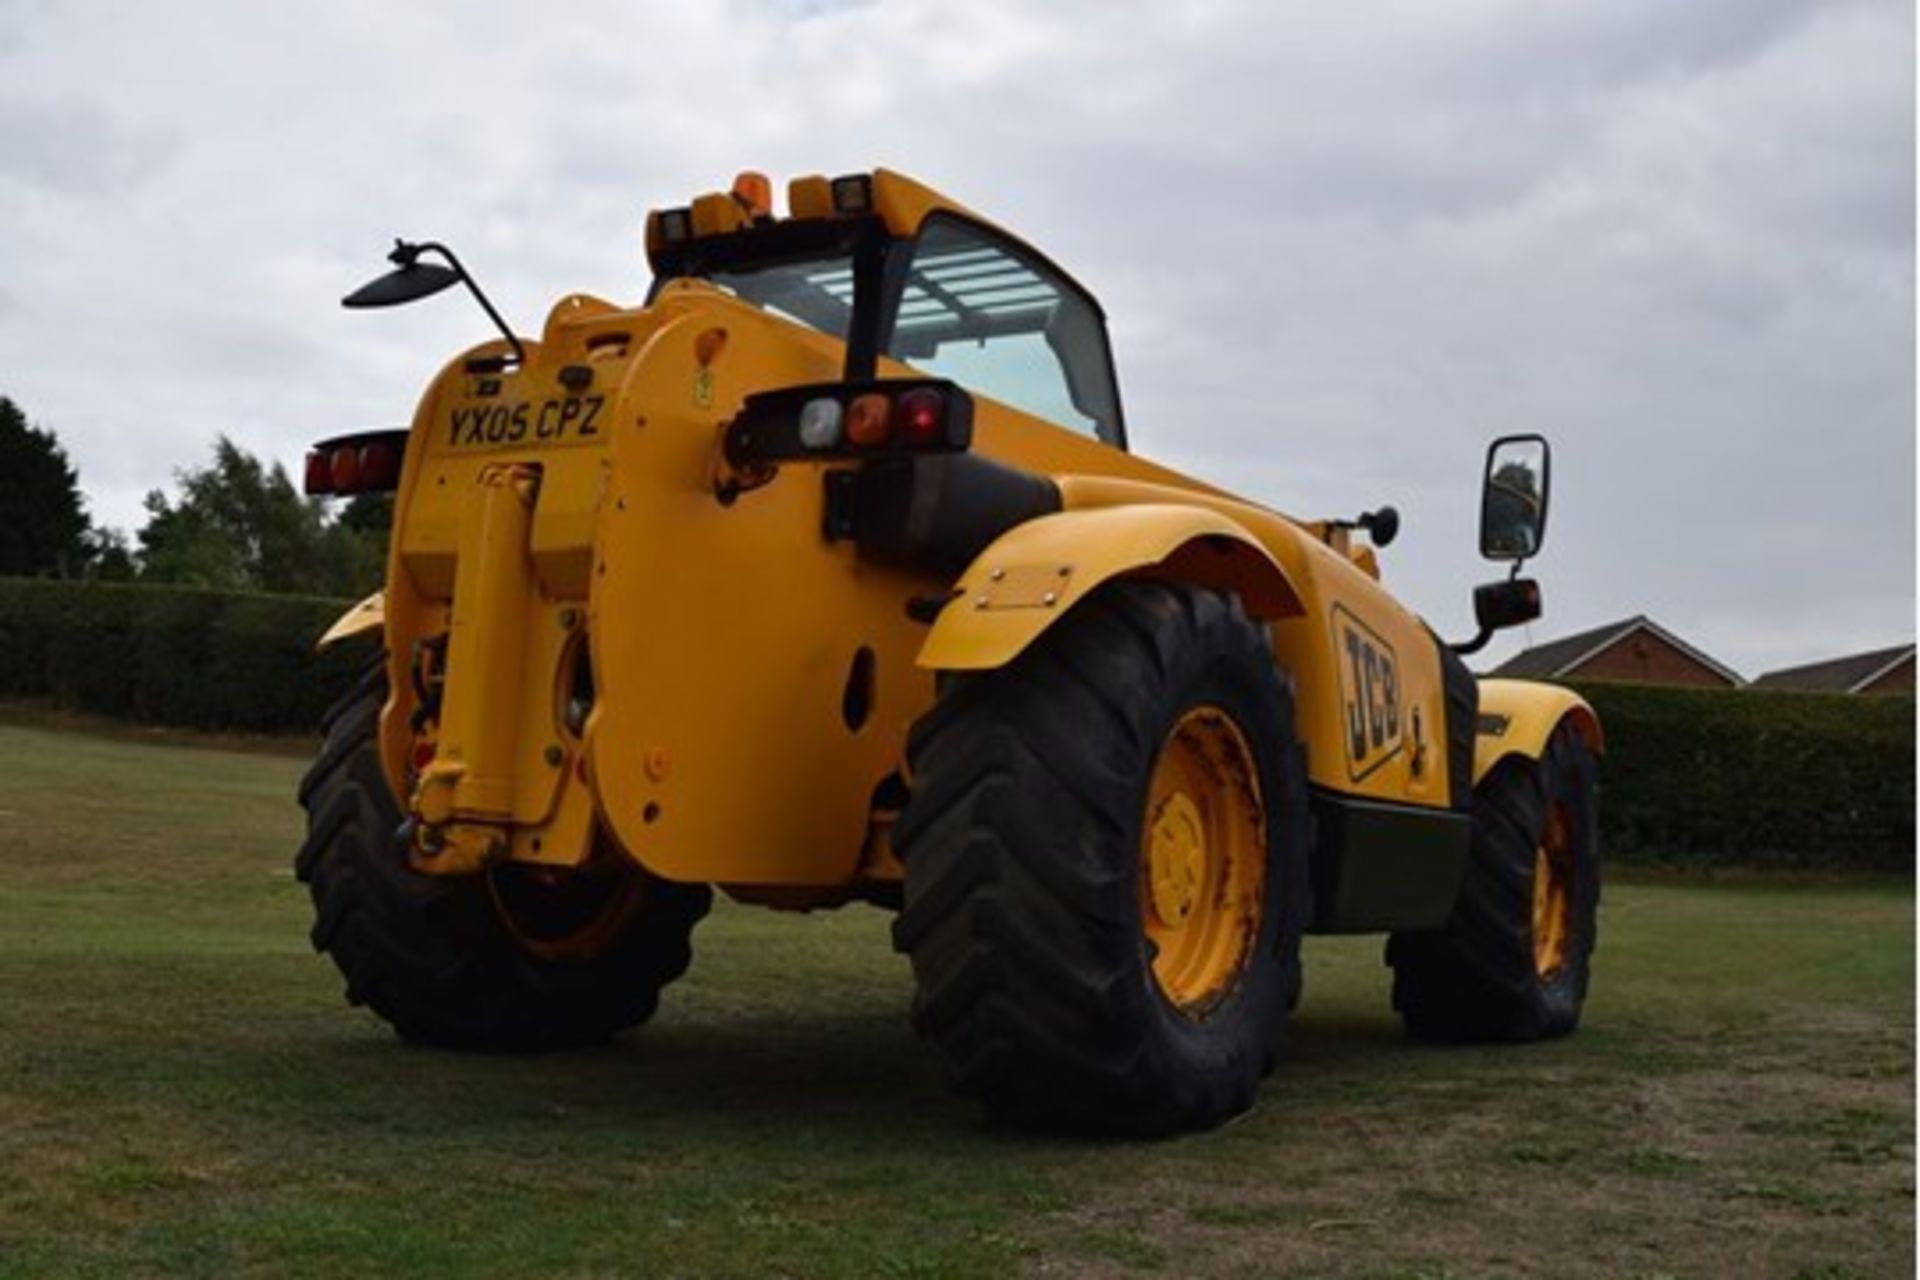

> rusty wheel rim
[1140,706,1267,1016]
[487,840,646,963]
[1531,801,1574,979]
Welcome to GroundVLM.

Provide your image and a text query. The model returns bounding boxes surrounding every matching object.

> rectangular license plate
[444,394,607,450]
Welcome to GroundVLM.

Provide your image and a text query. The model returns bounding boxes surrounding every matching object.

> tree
[137,437,384,597]
[327,492,392,588]
[337,492,393,541]
[0,396,92,578]
[84,527,138,581]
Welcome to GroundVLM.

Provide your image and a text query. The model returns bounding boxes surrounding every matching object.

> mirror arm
[1450,626,1494,657]
[393,240,526,368]
[1449,558,1531,656]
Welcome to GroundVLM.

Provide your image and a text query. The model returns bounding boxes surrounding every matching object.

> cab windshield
[886,215,1122,445]
[702,255,857,340]
[651,211,1124,446]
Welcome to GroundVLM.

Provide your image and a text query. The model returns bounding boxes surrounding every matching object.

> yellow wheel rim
[1140,706,1267,1016]
[487,836,646,963]
[1531,801,1574,979]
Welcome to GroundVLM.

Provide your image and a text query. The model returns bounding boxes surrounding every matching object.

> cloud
[0,94,176,196]
[0,0,1908,675]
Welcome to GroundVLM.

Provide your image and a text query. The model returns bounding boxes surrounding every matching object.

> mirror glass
[342,262,461,310]
[1480,435,1550,560]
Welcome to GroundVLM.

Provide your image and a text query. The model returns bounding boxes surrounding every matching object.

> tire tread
[296,657,710,1050]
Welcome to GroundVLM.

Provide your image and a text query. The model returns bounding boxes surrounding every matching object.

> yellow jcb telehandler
[297,169,1602,1135]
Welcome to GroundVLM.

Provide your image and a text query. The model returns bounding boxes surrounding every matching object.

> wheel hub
[1139,706,1267,1016]
[487,832,646,963]
[1147,792,1207,926]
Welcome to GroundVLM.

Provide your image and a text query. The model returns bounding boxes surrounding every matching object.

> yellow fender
[917,504,1303,671]
[1473,677,1604,784]
[316,591,385,651]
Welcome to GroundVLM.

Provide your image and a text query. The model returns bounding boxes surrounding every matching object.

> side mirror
[1452,577,1543,657]
[339,239,527,368]
[342,261,462,309]
[1475,577,1541,632]
[1480,434,1550,561]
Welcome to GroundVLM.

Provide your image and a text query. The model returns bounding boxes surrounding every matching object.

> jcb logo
[1335,608,1402,780]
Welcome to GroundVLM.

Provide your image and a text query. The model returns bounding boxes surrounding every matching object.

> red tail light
[304,451,334,495]
[329,446,362,492]
[358,440,400,490]
[303,430,409,497]
[894,387,945,445]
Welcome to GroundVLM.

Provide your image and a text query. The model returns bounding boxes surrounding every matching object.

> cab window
[885,214,1123,446]
[701,255,856,339]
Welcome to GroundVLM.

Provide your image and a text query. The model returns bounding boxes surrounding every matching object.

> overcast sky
[1,0,1911,675]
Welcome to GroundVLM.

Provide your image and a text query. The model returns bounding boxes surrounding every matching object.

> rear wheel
[1387,721,1600,1042]
[893,583,1310,1135]
[295,660,709,1050]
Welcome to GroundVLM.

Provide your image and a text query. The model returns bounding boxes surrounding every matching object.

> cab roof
[642,168,1105,331]
[647,169,1003,274]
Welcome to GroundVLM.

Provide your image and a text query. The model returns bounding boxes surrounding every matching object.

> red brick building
[1750,644,1916,696]
[1489,615,1743,688]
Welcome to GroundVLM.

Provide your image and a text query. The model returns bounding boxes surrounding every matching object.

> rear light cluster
[798,387,947,451]
[724,380,972,468]
[304,430,408,496]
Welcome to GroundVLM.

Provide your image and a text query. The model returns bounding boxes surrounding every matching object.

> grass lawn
[0,721,1910,1278]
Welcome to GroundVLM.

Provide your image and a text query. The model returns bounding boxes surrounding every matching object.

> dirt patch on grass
[1019,1002,1913,1278]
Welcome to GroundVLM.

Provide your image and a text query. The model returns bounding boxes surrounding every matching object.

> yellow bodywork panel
[871,168,989,237]
[919,505,1302,670]
[782,169,991,237]
[317,591,384,650]
[1473,679,1604,783]
[360,167,1564,897]
[586,305,936,887]
[923,472,1463,811]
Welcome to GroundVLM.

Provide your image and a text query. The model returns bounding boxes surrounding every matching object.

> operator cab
[646,170,1127,449]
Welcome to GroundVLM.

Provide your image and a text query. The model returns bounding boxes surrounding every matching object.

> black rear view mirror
[339,239,526,367]
[1474,577,1541,632]
[1480,434,1551,561]
[1451,577,1544,657]
[342,262,462,309]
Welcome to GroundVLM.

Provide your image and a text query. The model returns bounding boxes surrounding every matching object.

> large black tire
[295,659,710,1050]
[1387,720,1600,1042]
[892,583,1311,1135]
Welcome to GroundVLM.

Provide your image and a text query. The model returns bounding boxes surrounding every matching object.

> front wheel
[1387,720,1600,1042]
[893,583,1310,1135]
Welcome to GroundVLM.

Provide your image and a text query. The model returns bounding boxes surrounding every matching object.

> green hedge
[0,577,364,734]
[0,578,1910,871]
[1567,680,1914,874]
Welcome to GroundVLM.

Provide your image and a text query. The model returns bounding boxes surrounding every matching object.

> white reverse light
[797,397,844,450]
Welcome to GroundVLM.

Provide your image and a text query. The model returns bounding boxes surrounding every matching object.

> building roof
[1750,643,1916,694]
[1488,615,1745,686]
